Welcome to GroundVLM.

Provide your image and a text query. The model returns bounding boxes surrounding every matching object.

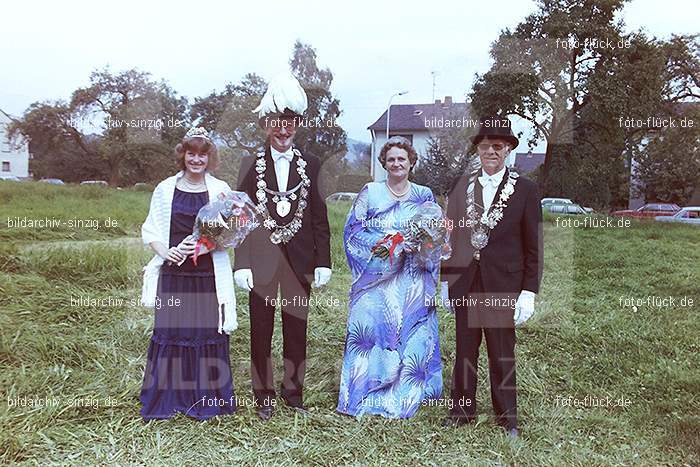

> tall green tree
[470,0,629,194]
[8,101,102,182]
[413,126,474,198]
[469,0,699,205]
[289,40,347,166]
[70,68,189,185]
[191,73,268,157]
[633,103,700,204]
[547,32,669,207]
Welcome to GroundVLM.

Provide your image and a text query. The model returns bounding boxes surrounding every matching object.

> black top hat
[470,115,519,149]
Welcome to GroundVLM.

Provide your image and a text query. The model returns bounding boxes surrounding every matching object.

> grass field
[1,180,698,465]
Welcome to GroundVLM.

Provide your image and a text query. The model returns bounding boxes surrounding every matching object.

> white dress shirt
[478,166,506,221]
[271,147,293,192]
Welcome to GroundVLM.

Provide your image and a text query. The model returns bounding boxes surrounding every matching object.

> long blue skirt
[139,270,236,420]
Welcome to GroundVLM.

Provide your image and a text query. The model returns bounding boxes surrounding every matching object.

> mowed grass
[0,181,147,242]
[0,182,698,465]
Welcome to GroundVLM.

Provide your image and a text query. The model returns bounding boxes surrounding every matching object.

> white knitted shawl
[140,171,237,334]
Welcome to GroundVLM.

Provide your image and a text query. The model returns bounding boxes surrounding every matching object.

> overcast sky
[1,0,697,150]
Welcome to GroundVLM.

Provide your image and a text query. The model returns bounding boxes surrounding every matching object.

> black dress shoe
[282,396,308,413]
[257,405,274,421]
[284,401,309,414]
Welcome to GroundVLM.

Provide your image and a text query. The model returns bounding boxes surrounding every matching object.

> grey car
[326,192,358,202]
[541,197,573,207]
[39,178,65,185]
[542,197,593,213]
[655,207,700,225]
[546,203,588,215]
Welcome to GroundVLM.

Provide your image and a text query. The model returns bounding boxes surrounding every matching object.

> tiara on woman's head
[184,117,211,141]
[184,126,211,140]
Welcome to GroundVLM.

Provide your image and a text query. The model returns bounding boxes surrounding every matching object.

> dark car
[612,203,680,218]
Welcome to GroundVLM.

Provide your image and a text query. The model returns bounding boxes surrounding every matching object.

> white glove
[234,269,254,292]
[514,290,536,326]
[440,281,453,313]
[313,267,332,288]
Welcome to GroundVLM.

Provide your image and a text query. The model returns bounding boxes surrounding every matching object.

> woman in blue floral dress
[337,137,450,418]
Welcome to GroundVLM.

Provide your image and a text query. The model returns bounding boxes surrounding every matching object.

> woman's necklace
[386,180,410,198]
[179,174,206,192]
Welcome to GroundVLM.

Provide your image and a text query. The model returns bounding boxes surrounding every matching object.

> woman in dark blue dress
[140,129,237,420]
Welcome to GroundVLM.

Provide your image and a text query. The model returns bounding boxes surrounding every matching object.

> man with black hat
[440,115,543,437]
[234,74,332,420]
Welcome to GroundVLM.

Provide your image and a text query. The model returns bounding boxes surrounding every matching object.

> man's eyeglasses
[477,142,507,151]
[264,117,299,129]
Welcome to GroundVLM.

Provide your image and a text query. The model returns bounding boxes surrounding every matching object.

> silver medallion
[276,197,291,217]
[471,227,489,251]
[270,231,282,244]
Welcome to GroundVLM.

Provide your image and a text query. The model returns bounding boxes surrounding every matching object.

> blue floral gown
[337,182,443,418]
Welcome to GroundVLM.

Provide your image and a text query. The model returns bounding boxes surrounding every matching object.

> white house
[0,108,30,178]
[367,96,470,181]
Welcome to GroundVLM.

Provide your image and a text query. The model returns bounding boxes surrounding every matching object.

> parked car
[0,174,21,182]
[541,197,573,207]
[542,197,594,213]
[326,192,358,202]
[39,178,65,185]
[546,203,588,215]
[80,180,108,186]
[612,203,680,218]
[655,207,700,225]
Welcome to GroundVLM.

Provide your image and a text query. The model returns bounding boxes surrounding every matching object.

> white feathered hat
[253,73,308,126]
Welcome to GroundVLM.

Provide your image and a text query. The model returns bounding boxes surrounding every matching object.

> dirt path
[19,236,143,252]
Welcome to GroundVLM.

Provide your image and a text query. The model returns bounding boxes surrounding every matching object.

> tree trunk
[539,138,554,195]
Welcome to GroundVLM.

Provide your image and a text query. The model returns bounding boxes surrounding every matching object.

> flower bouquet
[370,202,452,267]
[371,231,405,266]
[189,190,259,265]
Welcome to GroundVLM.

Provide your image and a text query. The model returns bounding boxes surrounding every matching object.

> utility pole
[386,91,409,139]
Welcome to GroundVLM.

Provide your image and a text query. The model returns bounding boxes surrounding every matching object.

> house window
[2,161,10,172]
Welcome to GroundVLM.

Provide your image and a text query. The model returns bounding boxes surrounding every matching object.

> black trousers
[449,267,518,429]
[249,251,311,407]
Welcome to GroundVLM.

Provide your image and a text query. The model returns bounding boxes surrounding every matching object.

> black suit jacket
[440,168,543,296]
[234,144,332,285]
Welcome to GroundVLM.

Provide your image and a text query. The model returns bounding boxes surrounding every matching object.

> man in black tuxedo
[234,74,332,420]
[440,116,543,436]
